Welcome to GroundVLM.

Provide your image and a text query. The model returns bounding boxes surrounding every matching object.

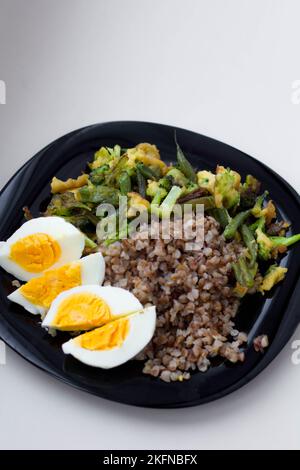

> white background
[0,0,300,450]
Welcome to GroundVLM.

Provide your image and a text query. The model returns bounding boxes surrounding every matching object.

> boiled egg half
[42,285,144,332]
[0,217,85,281]
[62,306,156,369]
[7,253,105,316]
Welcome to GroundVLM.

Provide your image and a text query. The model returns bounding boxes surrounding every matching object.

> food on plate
[62,306,156,369]
[44,142,300,301]
[102,217,245,381]
[8,253,105,315]
[2,137,300,379]
[42,285,143,332]
[0,217,85,281]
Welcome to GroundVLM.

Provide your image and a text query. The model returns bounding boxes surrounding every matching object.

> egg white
[62,306,156,369]
[0,217,85,281]
[7,253,106,316]
[42,285,143,330]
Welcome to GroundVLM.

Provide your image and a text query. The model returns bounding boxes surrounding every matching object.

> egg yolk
[10,233,61,273]
[20,263,82,309]
[75,317,130,350]
[52,293,112,331]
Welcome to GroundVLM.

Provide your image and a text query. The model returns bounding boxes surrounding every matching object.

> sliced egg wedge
[0,216,85,281]
[62,306,156,369]
[41,285,143,332]
[7,253,105,316]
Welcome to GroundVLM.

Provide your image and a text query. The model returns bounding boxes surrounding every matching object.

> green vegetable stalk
[256,228,300,261]
[152,185,182,218]
[136,162,159,181]
[136,168,146,198]
[210,208,231,230]
[241,224,257,267]
[232,256,258,288]
[174,134,197,183]
[223,210,250,240]
[119,172,132,195]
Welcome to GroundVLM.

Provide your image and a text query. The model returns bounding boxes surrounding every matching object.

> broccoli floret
[214,166,241,209]
[127,192,150,218]
[181,182,199,196]
[259,265,288,292]
[146,180,167,205]
[251,191,276,224]
[255,223,300,260]
[197,170,216,194]
[89,164,110,184]
[126,143,168,175]
[153,176,171,192]
[90,146,117,170]
[255,226,274,260]
[166,168,189,187]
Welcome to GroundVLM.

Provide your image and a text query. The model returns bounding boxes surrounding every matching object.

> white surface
[0,0,299,450]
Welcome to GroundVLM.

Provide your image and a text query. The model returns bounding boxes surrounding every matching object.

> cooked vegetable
[89,164,110,185]
[127,192,150,218]
[269,234,300,248]
[166,168,189,187]
[127,143,167,174]
[159,186,182,217]
[136,167,146,198]
[233,282,248,298]
[119,171,132,195]
[214,167,240,209]
[251,191,276,224]
[256,225,300,260]
[259,265,288,292]
[179,194,215,210]
[232,256,258,288]
[78,184,120,205]
[51,174,89,194]
[209,208,231,230]
[240,175,261,209]
[90,146,116,170]
[197,170,215,194]
[223,210,250,240]
[84,235,97,249]
[44,140,300,301]
[241,224,257,267]
[136,162,159,181]
[175,136,197,183]
[146,180,167,206]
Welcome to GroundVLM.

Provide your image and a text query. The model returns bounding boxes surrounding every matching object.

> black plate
[0,121,299,408]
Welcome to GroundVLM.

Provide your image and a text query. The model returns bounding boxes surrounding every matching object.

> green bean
[232,261,244,286]
[210,208,231,230]
[136,162,159,180]
[241,224,257,267]
[119,171,132,195]
[179,195,215,210]
[136,168,146,198]
[175,133,197,183]
[223,210,251,240]
[232,256,257,288]
[79,185,120,205]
